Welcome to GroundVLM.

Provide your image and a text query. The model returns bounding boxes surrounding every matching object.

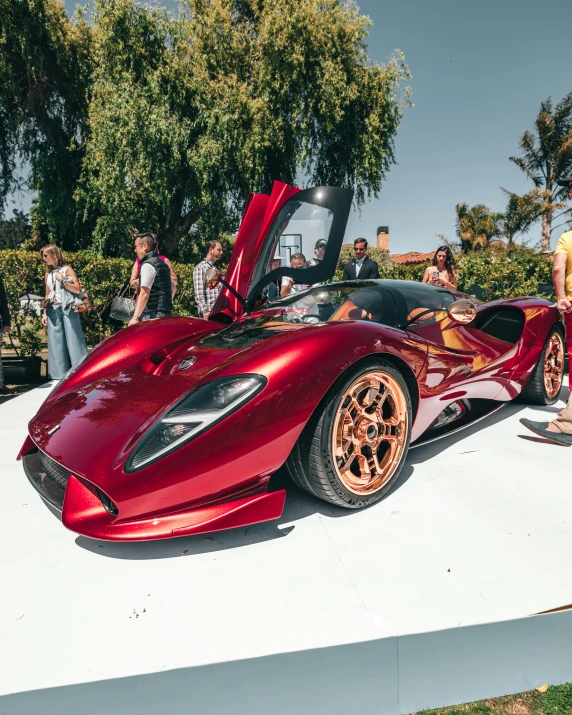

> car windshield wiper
[398,308,435,330]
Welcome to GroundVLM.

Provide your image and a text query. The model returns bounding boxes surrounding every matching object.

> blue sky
[9,0,572,252]
[349,0,572,252]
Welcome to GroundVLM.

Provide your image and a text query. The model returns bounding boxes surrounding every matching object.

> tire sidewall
[318,358,412,507]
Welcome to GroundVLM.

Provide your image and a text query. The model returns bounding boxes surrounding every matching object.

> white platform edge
[3,383,572,714]
[1,610,571,715]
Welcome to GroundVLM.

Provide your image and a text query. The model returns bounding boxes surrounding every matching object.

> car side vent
[474,307,525,345]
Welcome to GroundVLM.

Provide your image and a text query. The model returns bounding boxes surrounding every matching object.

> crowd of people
[1,177,571,453]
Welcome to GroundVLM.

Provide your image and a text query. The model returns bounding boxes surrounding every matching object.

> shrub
[455,245,554,300]
[0,244,555,351]
[18,323,44,359]
[0,249,197,348]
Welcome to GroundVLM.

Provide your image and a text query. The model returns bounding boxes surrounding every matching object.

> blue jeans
[47,305,88,379]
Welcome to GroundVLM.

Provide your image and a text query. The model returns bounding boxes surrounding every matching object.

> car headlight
[125,375,266,472]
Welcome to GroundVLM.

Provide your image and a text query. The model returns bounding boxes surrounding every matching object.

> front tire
[520,325,565,405]
[286,359,412,508]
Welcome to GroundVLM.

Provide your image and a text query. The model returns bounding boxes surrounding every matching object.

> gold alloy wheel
[544,332,565,400]
[332,371,408,496]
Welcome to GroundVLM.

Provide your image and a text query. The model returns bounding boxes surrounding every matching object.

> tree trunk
[161,206,202,258]
[541,212,552,252]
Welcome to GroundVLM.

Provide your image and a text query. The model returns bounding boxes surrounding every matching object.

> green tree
[499,188,564,246]
[77,0,410,257]
[509,93,572,251]
[0,0,92,249]
[0,209,32,248]
[455,203,502,252]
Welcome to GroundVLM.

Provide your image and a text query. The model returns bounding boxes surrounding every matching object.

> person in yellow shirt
[521,176,572,445]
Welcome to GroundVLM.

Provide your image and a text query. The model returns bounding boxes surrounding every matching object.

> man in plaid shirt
[193,241,224,318]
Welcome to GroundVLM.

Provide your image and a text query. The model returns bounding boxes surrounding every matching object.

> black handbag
[110,296,136,322]
[110,280,137,322]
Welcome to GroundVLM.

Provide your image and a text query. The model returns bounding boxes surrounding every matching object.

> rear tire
[520,325,565,405]
[286,359,412,508]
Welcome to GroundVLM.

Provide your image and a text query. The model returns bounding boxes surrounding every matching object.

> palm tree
[509,93,572,251]
[455,203,502,252]
[499,189,564,246]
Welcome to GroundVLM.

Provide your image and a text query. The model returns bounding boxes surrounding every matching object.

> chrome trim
[179,356,197,371]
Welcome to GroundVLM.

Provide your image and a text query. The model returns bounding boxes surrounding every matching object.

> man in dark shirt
[342,238,380,281]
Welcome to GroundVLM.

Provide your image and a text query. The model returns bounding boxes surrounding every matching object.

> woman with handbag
[40,245,88,380]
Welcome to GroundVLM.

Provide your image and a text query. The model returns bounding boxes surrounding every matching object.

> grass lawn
[413,683,572,715]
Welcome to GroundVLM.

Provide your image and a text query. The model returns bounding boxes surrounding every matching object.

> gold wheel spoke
[544,334,564,399]
[331,371,408,496]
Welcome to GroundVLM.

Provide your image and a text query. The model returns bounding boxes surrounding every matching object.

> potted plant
[2,320,45,383]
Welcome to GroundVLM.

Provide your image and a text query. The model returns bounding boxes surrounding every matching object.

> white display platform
[2,384,572,714]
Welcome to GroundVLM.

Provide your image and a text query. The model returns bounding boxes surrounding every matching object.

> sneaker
[520,418,572,447]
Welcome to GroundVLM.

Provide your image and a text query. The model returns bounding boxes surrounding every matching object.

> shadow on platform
[74,398,532,562]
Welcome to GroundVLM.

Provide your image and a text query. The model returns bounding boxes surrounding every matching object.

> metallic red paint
[19,180,564,541]
[61,474,286,541]
[212,181,300,321]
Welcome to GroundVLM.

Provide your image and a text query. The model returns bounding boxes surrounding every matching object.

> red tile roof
[390,251,434,265]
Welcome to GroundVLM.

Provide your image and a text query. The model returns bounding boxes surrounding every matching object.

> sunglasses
[354,247,366,252]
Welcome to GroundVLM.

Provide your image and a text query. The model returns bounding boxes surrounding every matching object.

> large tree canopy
[0,0,92,244]
[1,0,410,257]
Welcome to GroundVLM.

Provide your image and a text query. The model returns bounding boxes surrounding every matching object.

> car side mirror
[205,266,221,289]
[447,299,477,324]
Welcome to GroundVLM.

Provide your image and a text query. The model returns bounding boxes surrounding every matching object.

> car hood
[28,320,309,486]
[30,338,255,467]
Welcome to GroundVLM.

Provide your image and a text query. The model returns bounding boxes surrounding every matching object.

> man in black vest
[342,238,380,281]
[129,233,173,325]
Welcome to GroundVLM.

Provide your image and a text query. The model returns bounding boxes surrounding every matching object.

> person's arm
[421,267,431,284]
[342,264,350,281]
[193,262,208,316]
[280,277,293,297]
[42,275,49,327]
[128,286,151,326]
[130,260,140,288]
[164,257,178,298]
[56,265,82,295]
[128,263,155,325]
[553,252,571,312]
[371,260,380,280]
[439,271,458,290]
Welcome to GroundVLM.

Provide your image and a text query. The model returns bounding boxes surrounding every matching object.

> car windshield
[268,284,396,326]
[265,280,457,327]
[200,281,458,349]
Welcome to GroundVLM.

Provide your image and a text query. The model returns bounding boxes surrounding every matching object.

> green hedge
[0,245,554,351]
[0,249,197,347]
[335,245,554,300]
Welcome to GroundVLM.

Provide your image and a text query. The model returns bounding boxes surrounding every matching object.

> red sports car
[19,181,565,541]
